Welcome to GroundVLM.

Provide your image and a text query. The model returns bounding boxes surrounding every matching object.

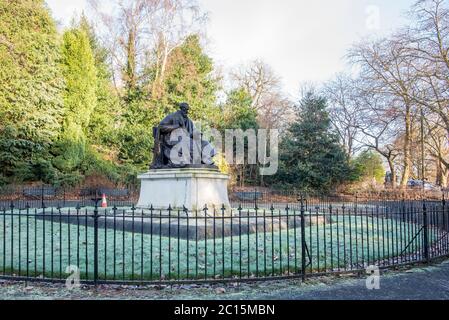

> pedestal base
[136,168,231,213]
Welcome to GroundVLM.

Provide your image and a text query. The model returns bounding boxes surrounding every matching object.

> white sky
[46,0,415,99]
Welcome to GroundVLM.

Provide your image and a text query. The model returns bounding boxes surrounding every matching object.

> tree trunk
[400,106,412,188]
[125,28,137,96]
[441,169,447,188]
[436,156,443,186]
[439,160,448,188]
[151,44,161,98]
[159,44,169,87]
[387,157,397,189]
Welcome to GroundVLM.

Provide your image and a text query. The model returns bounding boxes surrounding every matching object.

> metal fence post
[423,200,430,263]
[443,195,448,257]
[300,194,306,282]
[443,195,447,232]
[254,188,258,210]
[41,185,44,209]
[93,203,99,285]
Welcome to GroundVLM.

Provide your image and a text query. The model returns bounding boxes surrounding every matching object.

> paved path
[0,261,448,300]
[249,261,449,300]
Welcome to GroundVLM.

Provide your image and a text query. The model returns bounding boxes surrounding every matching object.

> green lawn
[0,213,431,281]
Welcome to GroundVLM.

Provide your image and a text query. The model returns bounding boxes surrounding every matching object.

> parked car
[407,179,441,191]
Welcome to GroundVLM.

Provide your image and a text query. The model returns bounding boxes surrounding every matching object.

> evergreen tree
[116,89,155,168]
[0,0,64,183]
[220,88,258,130]
[352,150,385,184]
[52,26,97,180]
[117,34,221,169]
[148,34,220,123]
[0,126,41,184]
[78,15,121,149]
[219,88,259,186]
[275,92,351,192]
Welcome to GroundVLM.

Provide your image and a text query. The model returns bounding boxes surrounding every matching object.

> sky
[46,0,415,98]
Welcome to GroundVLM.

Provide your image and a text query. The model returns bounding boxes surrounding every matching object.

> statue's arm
[159,124,181,134]
[159,115,181,134]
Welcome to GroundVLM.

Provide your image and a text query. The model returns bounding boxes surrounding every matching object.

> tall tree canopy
[117,34,221,169]
[220,88,258,131]
[52,26,97,180]
[274,92,351,192]
[218,88,259,186]
[351,150,385,184]
[148,34,220,123]
[0,0,64,183]
[78,15,121,151]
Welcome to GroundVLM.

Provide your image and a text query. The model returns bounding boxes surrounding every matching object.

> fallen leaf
[215,287,226,294]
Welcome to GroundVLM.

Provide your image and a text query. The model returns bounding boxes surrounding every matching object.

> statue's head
[178,102,190,118]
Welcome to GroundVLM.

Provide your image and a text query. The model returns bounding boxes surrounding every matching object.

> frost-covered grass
[0,214,433,281]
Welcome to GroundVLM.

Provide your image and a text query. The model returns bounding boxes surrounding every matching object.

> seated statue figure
[151,102,217,169]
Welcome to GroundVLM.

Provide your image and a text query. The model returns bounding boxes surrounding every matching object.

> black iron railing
[0,185,138,210]
[0,195,448,285]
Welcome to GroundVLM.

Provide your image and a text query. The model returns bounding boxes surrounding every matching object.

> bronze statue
[151,102,217,169]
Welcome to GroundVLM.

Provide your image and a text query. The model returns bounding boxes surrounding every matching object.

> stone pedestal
[136,168,231,213]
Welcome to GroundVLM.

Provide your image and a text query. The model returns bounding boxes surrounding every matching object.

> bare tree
[401,0,449,137]
[87,0,206,97]
[88,0,149,93]
[423,113,449,187]
[394,0,449,187]
[323,73,364,156]
[231,60,279,109]
[349,36,420,188]
[231,60,294,130]
[354,89,403,189]
[147,0,207,99]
